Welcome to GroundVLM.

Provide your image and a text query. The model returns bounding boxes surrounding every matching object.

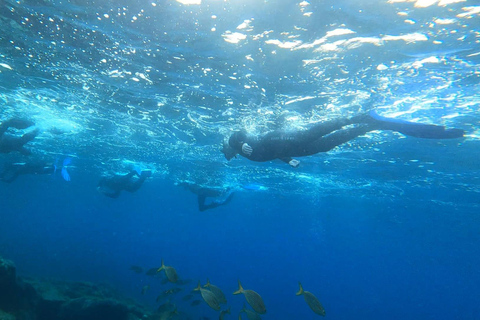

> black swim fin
[368,110,464,139]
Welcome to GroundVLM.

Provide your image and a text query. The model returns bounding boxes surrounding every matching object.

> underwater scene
[1,0,479,319]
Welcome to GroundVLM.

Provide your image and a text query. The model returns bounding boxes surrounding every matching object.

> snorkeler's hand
[242,143,253,156]
[289,159,300,168]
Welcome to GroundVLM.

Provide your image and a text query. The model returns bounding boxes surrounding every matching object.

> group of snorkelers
[0,117,235,211]
[0,110,464,209]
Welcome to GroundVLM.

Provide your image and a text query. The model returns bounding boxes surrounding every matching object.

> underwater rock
[0,256,16,289]
[58,298,131,320]
[0,309,16,320]
[29,280,147,320]
[0,256,38,317]
[0,256,150,320]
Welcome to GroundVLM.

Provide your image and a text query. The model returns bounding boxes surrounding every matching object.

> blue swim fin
[61,167,71,181]
[61,157,72,181]
[134,165,142,176]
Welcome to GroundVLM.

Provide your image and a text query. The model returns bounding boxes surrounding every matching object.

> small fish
[141,285,150,295]
[157,259,179,283]
[219,307,231,320]
[193,281,221,311]
[191,299,202,306]
[233,280,266,314]
[157,300,176,313]
[204,278,227,304]
[164,287,183,295]
[240,304,261,320]
[182,294,194,301]
[159,307,179,320]
[146,267,159,276]
[296,282,326,316]
[156,287,183,301]
[129,265,143,274]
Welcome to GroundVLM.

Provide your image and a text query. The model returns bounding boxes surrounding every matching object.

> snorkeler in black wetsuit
[0,161,55,183]
[222,110,465,167]
[0,118,39,155]
[97,170,152,198]
[179,182,234,212]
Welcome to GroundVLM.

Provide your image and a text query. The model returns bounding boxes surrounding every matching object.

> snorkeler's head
[229,130,247,147]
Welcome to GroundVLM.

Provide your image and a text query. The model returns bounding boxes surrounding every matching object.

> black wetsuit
[225,113,464,165]
[97,170,151,198]
[0,161,55,183]
[180,183,234,212]
[0,118,38,155]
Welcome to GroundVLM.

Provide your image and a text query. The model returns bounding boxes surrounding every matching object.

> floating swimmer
[240,303,262,320]
[233,280,266,314]
[157,259,179,283]
[178,181,235,212]
[0,160,56,183]
[219,307,231,320]
[194,281,221,311]
[97,169,152,199]
[296,282,326,316]
[223,110,464,167]
[204,278,227,304]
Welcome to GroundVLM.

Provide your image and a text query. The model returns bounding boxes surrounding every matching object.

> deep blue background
[1,168,479,319]
[1,0,480,319]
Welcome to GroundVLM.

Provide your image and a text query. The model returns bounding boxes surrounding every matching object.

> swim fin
[134,165,142,176]
[61,157,72,181]
[368,110,464,139]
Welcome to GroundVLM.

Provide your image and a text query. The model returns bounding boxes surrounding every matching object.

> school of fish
[130,261,326,319]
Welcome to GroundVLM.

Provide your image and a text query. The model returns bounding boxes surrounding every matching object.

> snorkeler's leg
[124,171,151,193]
[303,118,351,139]
[198,192,234,212]
[19,128,39,146]
[198,195,208,212]
[305,125,372,153]
[0,118,35,135]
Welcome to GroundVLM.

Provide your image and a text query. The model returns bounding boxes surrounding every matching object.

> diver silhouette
[0,161,54,183]
[222,110,464,167]
[97,170,152,198]
[179,182,234,212]
[0,158,72,183]
[0,118,39,155]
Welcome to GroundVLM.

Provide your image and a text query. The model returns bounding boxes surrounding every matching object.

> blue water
[1,0,480,319]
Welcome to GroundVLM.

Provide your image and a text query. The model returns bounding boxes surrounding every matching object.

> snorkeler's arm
[279,157,300,168]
